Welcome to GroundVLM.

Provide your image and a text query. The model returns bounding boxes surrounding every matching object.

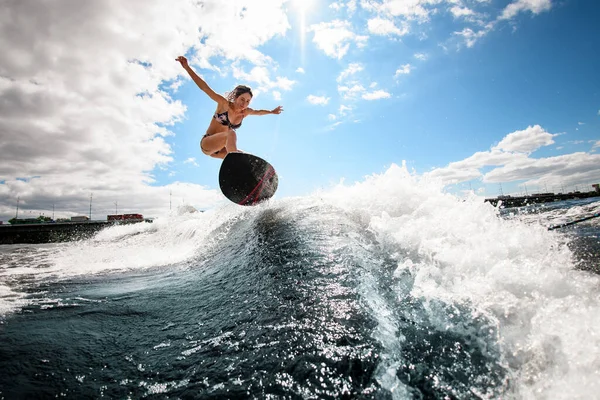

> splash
[320,162,600,399]
[1,162,599,398]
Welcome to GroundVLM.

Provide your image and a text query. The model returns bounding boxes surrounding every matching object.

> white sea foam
[30,207,243,279]
[0,205,248,316]
[0,283,27,320]
[320,162,600,399]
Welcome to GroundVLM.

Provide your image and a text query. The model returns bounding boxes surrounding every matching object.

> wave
[1,163,599,398]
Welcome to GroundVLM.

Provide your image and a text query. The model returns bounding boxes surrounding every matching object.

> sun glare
[292,0,316,14]
[291,0,317,65]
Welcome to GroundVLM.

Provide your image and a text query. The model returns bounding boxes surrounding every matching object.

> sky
[1,0,599,221]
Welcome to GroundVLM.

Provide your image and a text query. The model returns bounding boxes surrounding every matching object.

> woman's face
[235,93,252,110]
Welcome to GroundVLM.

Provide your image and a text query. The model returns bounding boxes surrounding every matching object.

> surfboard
[218,152,278,206]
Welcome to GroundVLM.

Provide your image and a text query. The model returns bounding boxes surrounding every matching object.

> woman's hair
[226,85,253,103]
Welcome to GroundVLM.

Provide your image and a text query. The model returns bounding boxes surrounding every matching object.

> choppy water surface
[1,165,599,399]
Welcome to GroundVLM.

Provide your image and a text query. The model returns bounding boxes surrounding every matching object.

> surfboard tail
[219,153,279,206]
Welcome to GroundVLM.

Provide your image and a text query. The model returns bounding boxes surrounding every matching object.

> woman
[176,56,283,159]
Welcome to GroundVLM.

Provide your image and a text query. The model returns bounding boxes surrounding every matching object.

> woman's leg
[200,129,238,156]
[209,148,228,159]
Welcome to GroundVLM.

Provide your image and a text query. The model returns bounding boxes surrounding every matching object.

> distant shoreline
[485,190,600,208]
[0,220,150,245]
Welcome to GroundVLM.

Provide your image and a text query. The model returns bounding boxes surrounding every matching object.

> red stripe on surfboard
[250,166,275,205]
[238,166,275,205]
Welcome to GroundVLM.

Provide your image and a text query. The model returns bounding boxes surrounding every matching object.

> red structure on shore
[107,214,144,222]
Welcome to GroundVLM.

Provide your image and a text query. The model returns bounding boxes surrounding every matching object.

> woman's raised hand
[175,56,189,69]
[271,106,284,114]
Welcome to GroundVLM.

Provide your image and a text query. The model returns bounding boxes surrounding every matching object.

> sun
[291,0,316,14]
[291,0,317,32]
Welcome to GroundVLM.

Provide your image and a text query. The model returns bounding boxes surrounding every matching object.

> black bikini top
[213,111,242,130]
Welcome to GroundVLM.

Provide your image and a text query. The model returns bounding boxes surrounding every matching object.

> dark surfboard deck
[219,152,278,206]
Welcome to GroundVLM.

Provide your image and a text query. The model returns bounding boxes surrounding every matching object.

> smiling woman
[175,56,284,160]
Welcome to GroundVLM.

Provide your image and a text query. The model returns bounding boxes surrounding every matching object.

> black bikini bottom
[201,133,225,155]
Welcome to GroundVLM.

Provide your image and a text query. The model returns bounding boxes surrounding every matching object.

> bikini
[201,111,243,154]
[213,111,242,130]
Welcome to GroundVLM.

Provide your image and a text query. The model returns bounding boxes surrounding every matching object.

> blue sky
[161,0,600,199]
[1,0,599,220]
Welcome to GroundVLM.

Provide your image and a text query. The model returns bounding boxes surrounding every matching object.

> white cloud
[336,63,392,103]
[330,0,358,14]
[578,122,585,125]
[339,105,352,115]
[328,121,344,130]
[367,17,409,36]
[169,80,184,92]
[0,0,291,220]
[296,67,305,74]
[493,125,556,154]
[328,114,337,121]
[484,152,600,185]
[189,1,290,66]
[337,63,364,82]
[414,52,428,61]
[338,84,367,99]
[425,166,483,184]
[309,20,368,59]
[184,158,199,167]
[273,90,282,101]
[348,0,358,14]
[307,95,330,105]
[394,63,413,77]
[358,0,553,51]
[361,0,437,21]
[362,90,391,100]
[448,0,552,48]
[426,124,600,190]
[231,65,296,94]
[500,0,553,20]
[330,2,343,11]
[453,27,489,48]
[273,76,296,91]
[450,6,475,18]
[427,148,524,183]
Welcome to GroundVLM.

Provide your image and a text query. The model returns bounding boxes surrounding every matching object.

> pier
[0,221,111,245]
[484,190,600,208]
[0,214,152,245]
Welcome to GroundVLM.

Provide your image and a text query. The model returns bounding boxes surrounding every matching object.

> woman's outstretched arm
[246,106,284,116]
[176,56,226,106]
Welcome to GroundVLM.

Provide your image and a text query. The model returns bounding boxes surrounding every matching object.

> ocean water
[1,164,599,399]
